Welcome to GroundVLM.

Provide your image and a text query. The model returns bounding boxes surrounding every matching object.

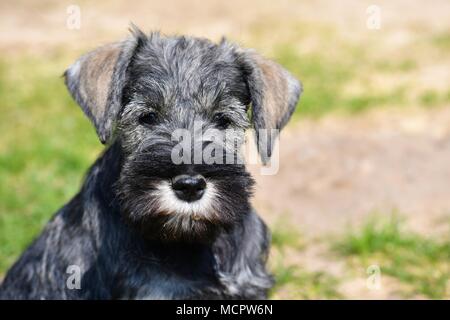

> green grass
[269,221,341,299]
[273,45,412,117]
[431,31,450,50]
[270,258,342,299]
[344,88,406,113]
[374,59,417,72]
[419,90,450,107]
[0,56,101,273]
[271,218,304,251]
[334,215,450,299]
[274,45,353,117]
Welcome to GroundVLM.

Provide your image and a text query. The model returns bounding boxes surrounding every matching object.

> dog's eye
[213,113,232,129]
[139,112,157,127]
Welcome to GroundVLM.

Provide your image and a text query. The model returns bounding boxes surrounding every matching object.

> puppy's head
[64,27,302,243]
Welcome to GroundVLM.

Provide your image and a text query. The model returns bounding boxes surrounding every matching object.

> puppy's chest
[113,254,259,299]
[116,269,237,300]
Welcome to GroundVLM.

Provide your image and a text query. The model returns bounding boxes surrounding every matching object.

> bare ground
[251,107,450,299]
[252,107,450,236]
[1,0,450,54]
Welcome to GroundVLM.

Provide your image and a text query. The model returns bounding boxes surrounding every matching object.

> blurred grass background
[0,0,449,298]
[0,56,101,271]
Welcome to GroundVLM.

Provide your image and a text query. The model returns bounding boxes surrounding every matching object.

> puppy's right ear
[64,33,143,144]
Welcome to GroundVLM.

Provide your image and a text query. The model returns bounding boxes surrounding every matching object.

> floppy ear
[64,37,139,144]
[239,50,302,164]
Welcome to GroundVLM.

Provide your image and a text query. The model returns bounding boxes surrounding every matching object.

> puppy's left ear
[64,38,139,144]
[239,50,302,164]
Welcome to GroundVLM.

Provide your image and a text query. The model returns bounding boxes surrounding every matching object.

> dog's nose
[172,175,206,202]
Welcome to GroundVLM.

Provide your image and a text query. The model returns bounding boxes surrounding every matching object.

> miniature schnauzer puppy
[0,27,301,299]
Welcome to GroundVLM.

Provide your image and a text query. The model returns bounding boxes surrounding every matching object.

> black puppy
[0,28,301,299]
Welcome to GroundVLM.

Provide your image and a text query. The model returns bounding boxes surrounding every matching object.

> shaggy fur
[0,29,301,299]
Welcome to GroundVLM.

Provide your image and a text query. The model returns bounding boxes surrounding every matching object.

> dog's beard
[116,144,254,243]
[152,180,218,219]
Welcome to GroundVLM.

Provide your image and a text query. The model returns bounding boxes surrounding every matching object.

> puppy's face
[115,35,254,242]
[64,29,301,243]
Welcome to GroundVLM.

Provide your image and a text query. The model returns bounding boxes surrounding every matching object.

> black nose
[172,175,206,202]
